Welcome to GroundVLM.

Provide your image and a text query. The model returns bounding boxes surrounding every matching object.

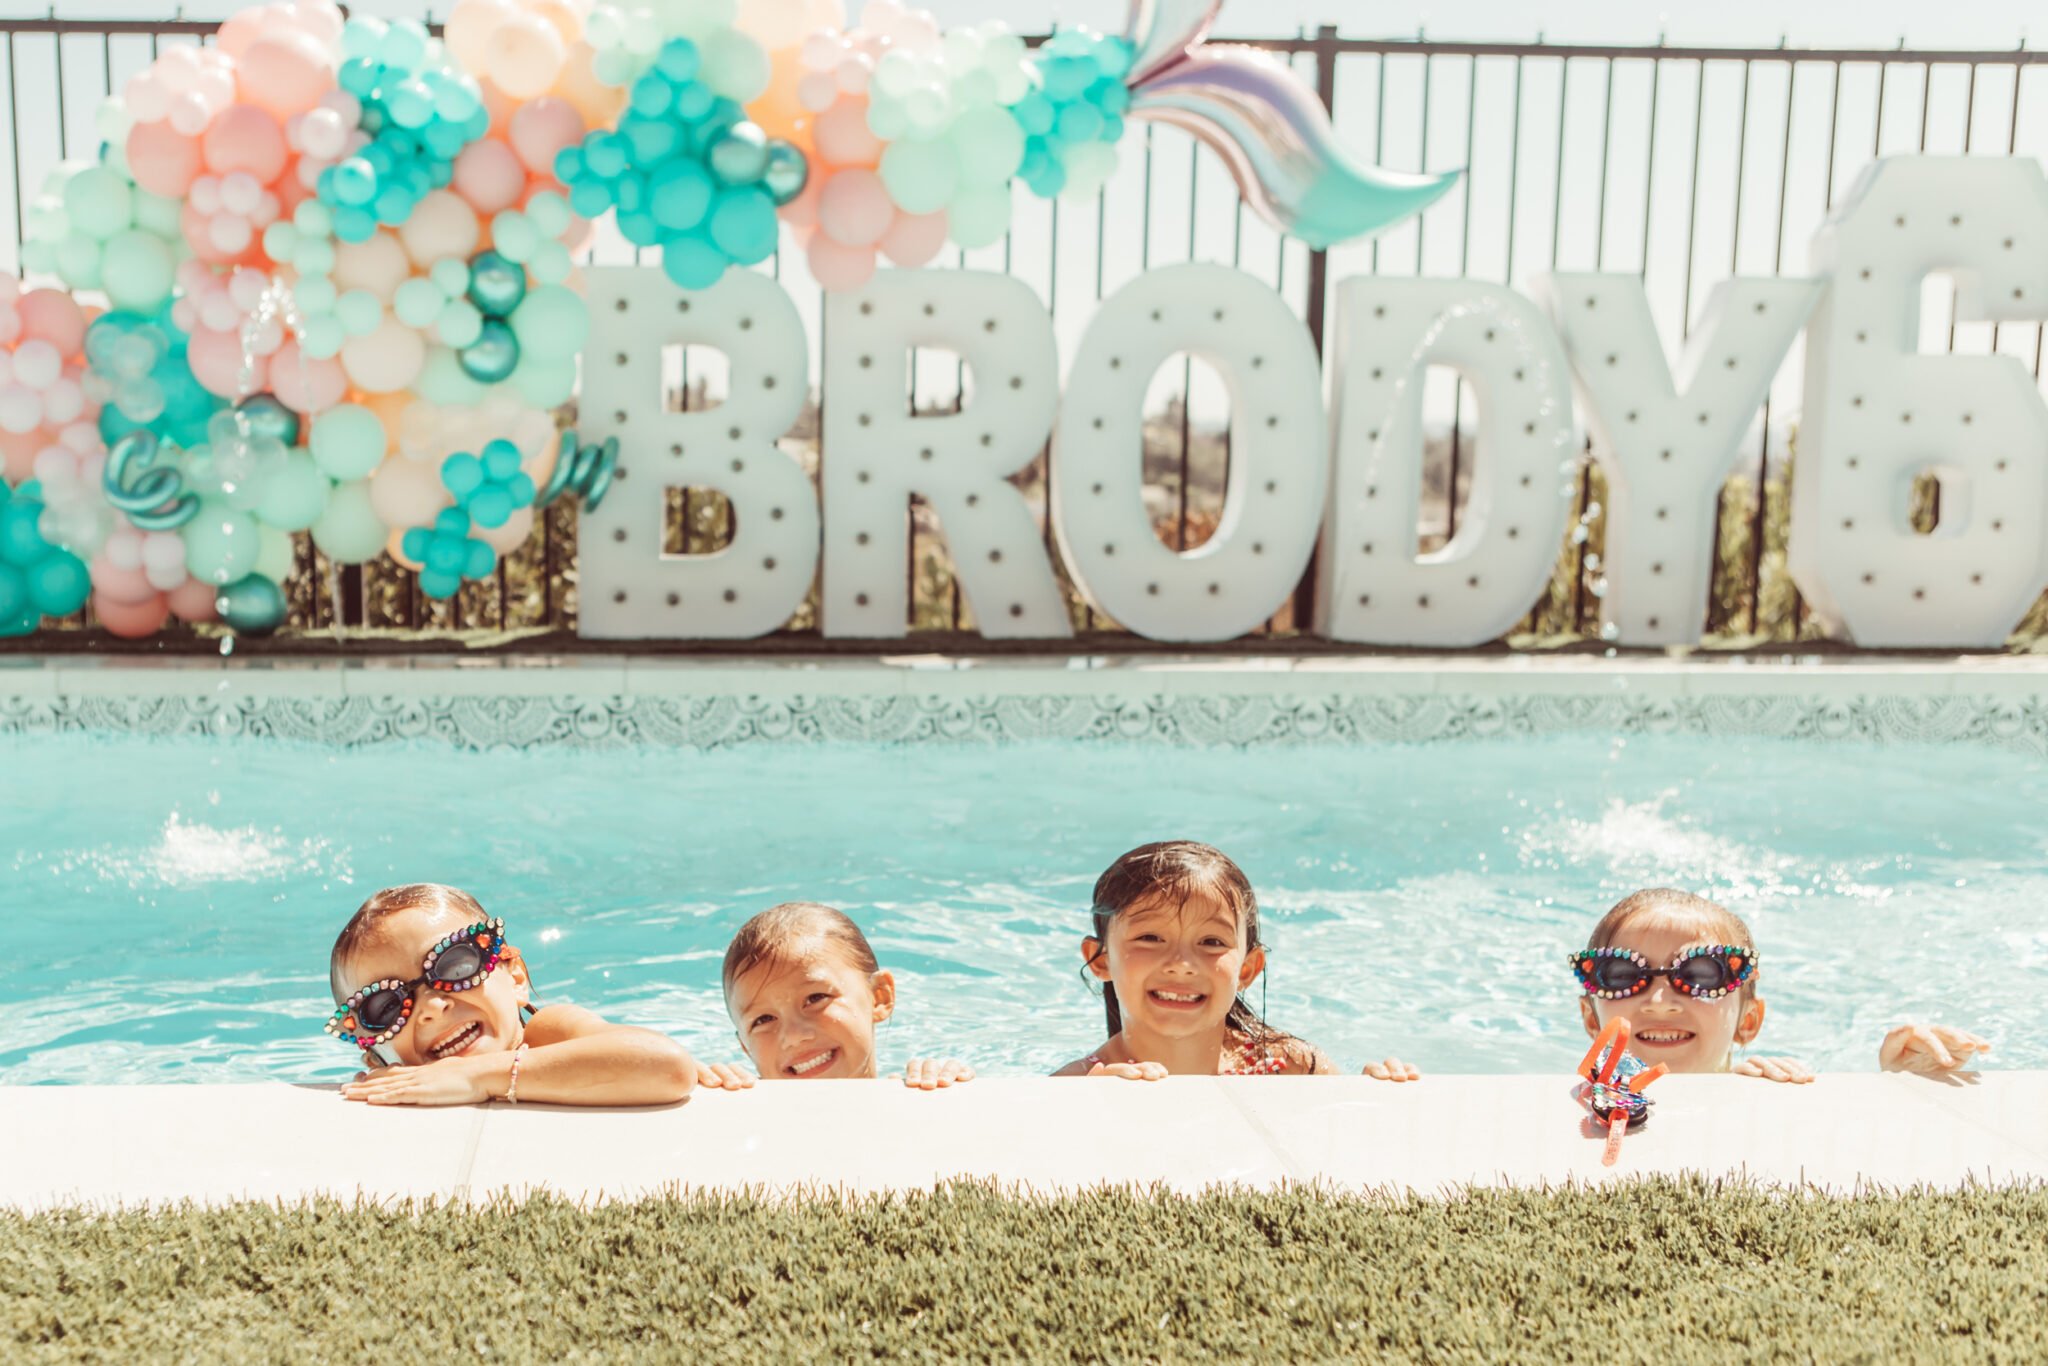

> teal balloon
[508,285,587,363]
[707,123,770,186]
[660,232,726,290]
[237,392,302,447]
[0,501,43,567]
[182,501,260,585]
[649,159,713,232]
[311,479,385,564]
[310,404,386,481]
[707,186,777,265]
[0,564,26,629]
[100,430,198,531]
[458,320,520,383]
[29,554,89,616]
[465,249,527,317]
[215,573,287,634]
[468,486,513,528]
[761,140,808,205]
[253,451,330,532]
[441,451,485,499]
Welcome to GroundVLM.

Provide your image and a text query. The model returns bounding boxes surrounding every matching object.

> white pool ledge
[5,1074,2044,1209]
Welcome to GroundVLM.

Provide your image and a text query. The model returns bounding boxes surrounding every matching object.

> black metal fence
[4,19,2045,648]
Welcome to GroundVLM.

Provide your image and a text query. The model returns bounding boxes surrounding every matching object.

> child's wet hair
[721,902,880,1001]
[328,882,491,1004]
[1588,887,1761,1003]
[1086,840,1290,1047]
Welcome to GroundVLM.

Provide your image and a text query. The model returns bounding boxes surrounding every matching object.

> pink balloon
[881,210,948,268]
[814,97,881,168]
[17,290,86,358]
[268,340,347,414]
[806,233,876,293]
[180,202,255,266]
[451,139,526,215]
[236,32,331,119]
[94,592,172,638]
[126,120,204,198]
[780,175,821,232]
[89,557,158,606]
[185,325,258,399]
[507,97,584,176]
[202,104,288,183]
[0,428,39,484]
[818,169,893,248]
[167,577,219,623]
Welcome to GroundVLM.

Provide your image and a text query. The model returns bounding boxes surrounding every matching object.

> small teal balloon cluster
[0,481,92,636]
[322,17,489,244]
[402,507,497,601]
[535,430,618,514]
[554,38,800,291]
[1011,29,1135,199]
[86,310,224,450]
[441,438,535,529]
[102,430,198,532]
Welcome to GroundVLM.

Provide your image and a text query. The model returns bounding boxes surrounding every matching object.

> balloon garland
[0,0,1453,639]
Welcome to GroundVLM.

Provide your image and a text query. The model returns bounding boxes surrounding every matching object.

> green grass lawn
[7,1178,2046,1362]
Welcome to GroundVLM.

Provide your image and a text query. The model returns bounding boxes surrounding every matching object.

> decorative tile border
[3,686,2045,754]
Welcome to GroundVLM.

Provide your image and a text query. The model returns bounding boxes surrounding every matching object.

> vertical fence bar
[1290,25,1340,629]
[1749,53,1797,634]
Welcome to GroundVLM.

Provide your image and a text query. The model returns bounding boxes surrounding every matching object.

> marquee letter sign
[1791,157,2048,647]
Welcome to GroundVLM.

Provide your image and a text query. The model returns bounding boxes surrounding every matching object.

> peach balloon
[474,505,534,555]
[358,387,412,448]
[186,325,259,399]
[236,32,332,119]
[880,209,947,268]
[371,456,449,533]
[397,189,482,266]
[818,169,892,247]
[551,43,625,129]
[806,233,875,292]
[385,526,423,571]
[780,175,821,232]
[126,120,204,198]
[444,0,514,75]
[89,557,158,606]
[269,340,348,414]
[168,576,221,622]
[0,429,40,484]
[507,97,584,177]
[452,140,526,215]
[202,105,289,183]
[813,96,880,167]
[340,318,426,394]
[748,46,815,156]
[94,592,173,638]
[331,230,411,300]
[486,13,566,100]
[19,290,87,356]
[530,0,581,45]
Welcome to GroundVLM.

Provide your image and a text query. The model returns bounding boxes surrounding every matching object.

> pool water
[2,731,2043,1083]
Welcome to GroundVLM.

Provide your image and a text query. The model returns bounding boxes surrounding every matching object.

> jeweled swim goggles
[325,918,506,1051]
[1570,944,1756,1001]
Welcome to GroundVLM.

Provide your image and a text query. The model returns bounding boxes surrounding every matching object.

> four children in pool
[327,841,1991,1107]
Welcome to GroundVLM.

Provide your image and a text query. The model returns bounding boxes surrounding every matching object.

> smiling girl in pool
[1572,887,1990,1081]
[328,883,699,1106]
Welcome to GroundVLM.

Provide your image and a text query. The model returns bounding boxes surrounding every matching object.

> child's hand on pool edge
[1087,1060,1169,1081]
[340,1054,500,1106]
[1732,1054,1815,1084]
[902,1057,975,1089]
[1880,1023,1990,1075]
[1361,1058,1422,1081]
[695,1060,756,1090]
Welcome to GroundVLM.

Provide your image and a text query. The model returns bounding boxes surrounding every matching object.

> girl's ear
[1081,937,1112,981]
[869,970,897,1024]
[1236,944,1267,990]
[1579,996,1601,1039]
[500,946,534,1009]
[1733,995,1767,1046]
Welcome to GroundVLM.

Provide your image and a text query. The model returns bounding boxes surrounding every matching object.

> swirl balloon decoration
[102,432,199,532]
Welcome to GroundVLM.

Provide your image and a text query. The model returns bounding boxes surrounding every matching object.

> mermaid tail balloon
[1122,1,1461,249]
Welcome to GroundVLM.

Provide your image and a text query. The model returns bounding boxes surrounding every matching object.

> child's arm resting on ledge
[1879,1023,1990,1075]
[1731,1055,1815,1084]
[340,1005,697,1107]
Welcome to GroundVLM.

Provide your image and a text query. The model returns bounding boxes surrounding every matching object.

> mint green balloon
[134,191,182,238]
[393,278,445,329]
[335,289,383,337]
[254,451,330,532]
[880,138,961,217]
[100,228,175,312]
[436,298,484,349]
[950,106,1025,182]
[510,352,576,409]
[310,404,386,481]
[254,525,295,583]
[183,500,261,585]
[947,184,1013,249]
[418,345,488,405]
[311,479,385,564]
[54,234,102,290]
[62,166,133,240]
[509,286,587,363]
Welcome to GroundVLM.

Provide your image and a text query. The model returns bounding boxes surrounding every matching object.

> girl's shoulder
[1052,1050,1109,1076]
[1240,1034,1338,1076]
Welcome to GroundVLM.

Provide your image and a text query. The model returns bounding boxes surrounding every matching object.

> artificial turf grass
[6,1178,2047,1363]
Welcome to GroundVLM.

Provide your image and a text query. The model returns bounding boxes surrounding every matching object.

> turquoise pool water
[2,731,2043,1082]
